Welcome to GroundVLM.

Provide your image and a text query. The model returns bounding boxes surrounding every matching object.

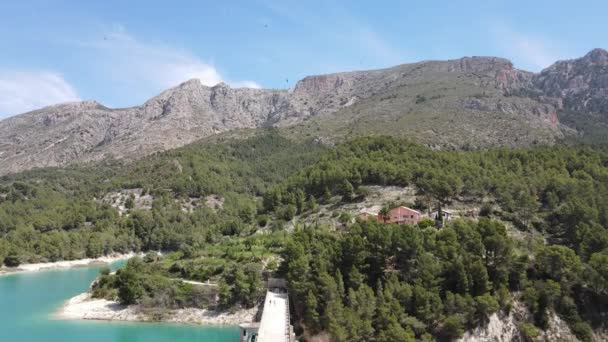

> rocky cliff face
[0,81,294,175]
[459,298,608,342]
[534,48,608,115]
[1,50,607,175]
[282,55,566,148]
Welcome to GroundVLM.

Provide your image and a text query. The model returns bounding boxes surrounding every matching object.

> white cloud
[232,80,262,89]
[160,61,223,88]
[78,27,260,91]
[0,71,80,118]
[491,24,561,71]
[0,27,262,118]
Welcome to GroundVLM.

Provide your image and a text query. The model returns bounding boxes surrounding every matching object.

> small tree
[294,189,306,214]
[117,269,144,305]
[3,255,20,267]
[99,267,111,276]
[514,189,537,229]
[479,202,493,217]
[278,204,297,221]
[305,195,318,212]
[418,171,463,222]
[341,180,355,202]
[339,212,353,225]
[418,218,435,229]
[379,206,390,223]
[144,251,158,263]
[474,293,499,322]
[586,252,608,295]
[124,195,135,210]
[519,323,541,342]
[256,214,269,227]
[323,187,332,203]
[441,314,465,340]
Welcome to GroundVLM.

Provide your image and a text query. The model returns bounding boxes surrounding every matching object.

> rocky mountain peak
[42,99,102,112]
[9,100,106,128]
[75,99,102,107]
[2,50,608,175]
[418,56,532,91]
[534,48,608,114]
[582,48,608,64]
[179,78,203,87]
[540,48,608,73]
[211,82,230,89]
[294,73,352,95]
[172,78,206,94]
[445,56,515,73]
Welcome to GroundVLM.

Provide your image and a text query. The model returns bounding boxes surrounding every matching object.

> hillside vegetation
[0,131,323,263]
[1,132,608,340]
[282,70,559,148]
[258,136,608,341]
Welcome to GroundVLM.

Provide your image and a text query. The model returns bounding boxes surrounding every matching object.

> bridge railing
[284,291,293,342]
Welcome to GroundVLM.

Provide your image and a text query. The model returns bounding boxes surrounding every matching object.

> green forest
[1,132,608,340]
[0,132,323,264]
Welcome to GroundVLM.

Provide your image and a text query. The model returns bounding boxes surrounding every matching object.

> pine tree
[335,269,346,299]
[323,187,332,204]
[341,180,355,202]
[304,290,320,332]
[295,189,306,214]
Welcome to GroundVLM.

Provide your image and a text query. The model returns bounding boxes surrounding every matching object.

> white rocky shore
[0,252,138,276]
[55,292,258,325]
[457,299,593,342]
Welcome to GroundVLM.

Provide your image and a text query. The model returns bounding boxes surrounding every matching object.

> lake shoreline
[0,252,138,276]
[54,292,258,326]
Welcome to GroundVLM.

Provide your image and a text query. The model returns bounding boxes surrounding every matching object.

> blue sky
[0,0,606,118]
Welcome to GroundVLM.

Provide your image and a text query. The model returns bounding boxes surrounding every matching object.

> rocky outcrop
[1,50,607,175]
[459,300,580,342]
[56,292,258,325]
[0,80,294,175]
[534,48,608,115]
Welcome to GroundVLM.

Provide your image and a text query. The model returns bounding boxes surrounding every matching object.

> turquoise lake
[0,262,238,342]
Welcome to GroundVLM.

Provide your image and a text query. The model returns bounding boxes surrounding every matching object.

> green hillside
[0,131,324,261]
[282,68,561,148]
[1,132,608,340]
[264,136,608,340]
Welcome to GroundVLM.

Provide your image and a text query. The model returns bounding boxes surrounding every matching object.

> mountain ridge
[1,49,607,175]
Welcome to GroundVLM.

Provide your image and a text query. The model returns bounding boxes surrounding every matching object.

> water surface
[0,262,238,342]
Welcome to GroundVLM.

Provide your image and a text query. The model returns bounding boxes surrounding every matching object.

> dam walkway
[239,279,294,342]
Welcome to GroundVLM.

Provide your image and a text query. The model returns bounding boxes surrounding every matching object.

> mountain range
[1,48,607,175]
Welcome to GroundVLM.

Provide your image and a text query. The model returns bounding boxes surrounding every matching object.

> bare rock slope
[0,82,293,175]
[1,49,607,175]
